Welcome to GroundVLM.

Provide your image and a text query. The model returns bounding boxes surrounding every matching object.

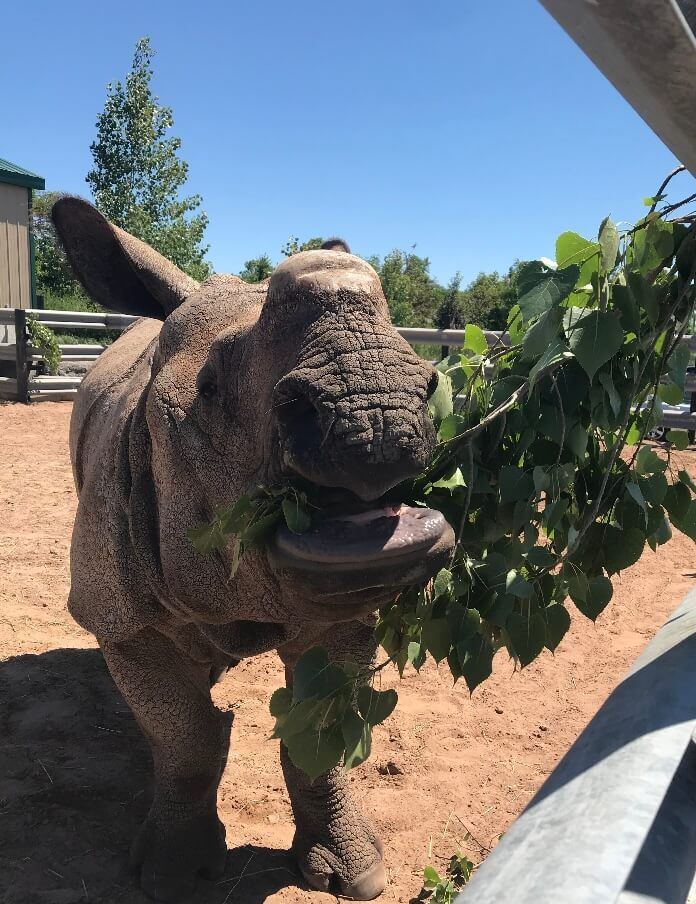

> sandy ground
[0,400,694,904]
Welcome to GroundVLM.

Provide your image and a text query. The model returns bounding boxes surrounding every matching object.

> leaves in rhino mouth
[187,485,312,575]
[190,173,696,785]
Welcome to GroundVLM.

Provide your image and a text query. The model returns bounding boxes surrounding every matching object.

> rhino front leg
[279,620,387,900]
[101,627,228,902]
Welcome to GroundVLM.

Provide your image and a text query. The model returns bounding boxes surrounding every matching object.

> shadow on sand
[0,648,304,903]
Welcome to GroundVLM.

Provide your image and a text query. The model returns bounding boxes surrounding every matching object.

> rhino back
[69,318,162,495]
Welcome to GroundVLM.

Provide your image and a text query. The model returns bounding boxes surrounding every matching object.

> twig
[649,165,686,214]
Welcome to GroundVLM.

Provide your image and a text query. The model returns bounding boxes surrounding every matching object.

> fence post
[14,309,29,404]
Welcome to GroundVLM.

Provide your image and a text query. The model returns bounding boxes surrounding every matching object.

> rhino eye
[199,380,217,400]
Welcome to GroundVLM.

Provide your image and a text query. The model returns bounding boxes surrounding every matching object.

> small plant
[422,853,474,903]
[25,315,61,375]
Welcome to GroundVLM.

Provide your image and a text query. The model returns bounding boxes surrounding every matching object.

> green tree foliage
[368,250,444,326]
[435,273,464,330]
[459,266,520,331]
[239,255,275,283]
[86,37,211,281]
[32,191,82,298]
[281,236,325,256]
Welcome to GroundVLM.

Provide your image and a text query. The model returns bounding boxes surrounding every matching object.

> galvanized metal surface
[456,586,696,904]
[539,0,696,177]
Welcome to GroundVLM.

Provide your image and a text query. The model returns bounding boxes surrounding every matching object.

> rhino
[51,197,455,902]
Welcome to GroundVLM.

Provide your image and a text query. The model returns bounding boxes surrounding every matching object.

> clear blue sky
[3,0,695,286]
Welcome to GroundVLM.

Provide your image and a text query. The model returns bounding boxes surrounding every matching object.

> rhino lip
[269,504,451,567]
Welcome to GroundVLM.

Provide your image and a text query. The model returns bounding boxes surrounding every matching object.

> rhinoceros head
[52,198,454,625]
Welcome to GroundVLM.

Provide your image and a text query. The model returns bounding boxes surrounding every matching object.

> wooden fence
[1,309,695,434]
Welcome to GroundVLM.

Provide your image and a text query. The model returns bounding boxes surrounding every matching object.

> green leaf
[282,497,312,534]
[544,604,570,652]
[506,570,533,598]
[671,501,696,541]
[568,310,624,381]
[678,470,696,493]
[667,430,689,451]
[573,574,613,621]
[433,568,454,598]
[292,647,347,703]
[604,527,645,574]
[612,284,641,335]
[499,466,534,504]
[635,446,667,475]
[522,307,563,359]
[631,218,673,272]
[545,497,569,531]
[528,337,571,388]
[664,483,691,521]
[428,371,453,425]
[598,372,621,418]
[639,472,668,505]
[241,510,282,545]
[658,382,684,405]
[668,342,690,391]
[421,618,452,663]
[464,323,488,356]
[357,686,398,725]
[533,466,550,494]
[342,710,372,770]
[627,272,658,326]
[516,262,580,319]
[438,414,467,442]
[269,687,293,717]
[598,217,620,272]
[556,231,600,285]
[284,724,346,781]
[526,546,557,568]
[459,634,494,693]
[563,564,589,603]
[423,866,442,889]
[274,698,323,738]
[506,612,546,667]
[188,522,225,555]
[218,496,254,533]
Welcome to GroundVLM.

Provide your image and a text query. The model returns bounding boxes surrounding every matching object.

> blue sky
[3,0,695,286]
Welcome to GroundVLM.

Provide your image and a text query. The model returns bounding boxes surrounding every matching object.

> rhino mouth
[266,498,455,601]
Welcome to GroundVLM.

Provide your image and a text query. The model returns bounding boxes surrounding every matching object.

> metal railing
[456,584,696,904]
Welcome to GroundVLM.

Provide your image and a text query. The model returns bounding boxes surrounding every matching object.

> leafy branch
[191,175,696,785]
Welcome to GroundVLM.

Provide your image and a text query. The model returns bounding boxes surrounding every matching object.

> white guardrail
[0,310,695,429]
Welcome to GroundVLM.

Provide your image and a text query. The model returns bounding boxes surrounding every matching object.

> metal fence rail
[456,584,696,904]
[0,311,694,433]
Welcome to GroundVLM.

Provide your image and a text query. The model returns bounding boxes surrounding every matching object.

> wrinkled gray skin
[52,198,454,903]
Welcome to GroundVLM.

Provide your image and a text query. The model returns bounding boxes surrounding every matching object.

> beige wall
[0,184,31,310]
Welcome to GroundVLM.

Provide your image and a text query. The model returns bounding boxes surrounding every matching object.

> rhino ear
[51,197,199,319]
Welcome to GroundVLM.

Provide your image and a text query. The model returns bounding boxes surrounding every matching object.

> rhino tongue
[273,505,449,564]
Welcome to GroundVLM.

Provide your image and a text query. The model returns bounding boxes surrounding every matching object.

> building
[0,158,45,310]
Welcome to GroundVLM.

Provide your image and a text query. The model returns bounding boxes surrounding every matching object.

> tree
[281,236,324,257]
[459,269,518,331]
[86,37,211,281]
[32,191,82,298]
[370,250,444,326]
[434,273,464,330]
[239,255,274,283]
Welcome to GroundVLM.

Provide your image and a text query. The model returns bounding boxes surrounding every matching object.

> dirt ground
[1,401,694,904]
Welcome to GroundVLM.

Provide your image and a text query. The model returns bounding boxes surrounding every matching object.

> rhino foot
[294,830,386,900]
[131,812,227,902]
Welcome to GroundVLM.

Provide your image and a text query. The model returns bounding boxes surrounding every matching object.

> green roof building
[0,158,45,310]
